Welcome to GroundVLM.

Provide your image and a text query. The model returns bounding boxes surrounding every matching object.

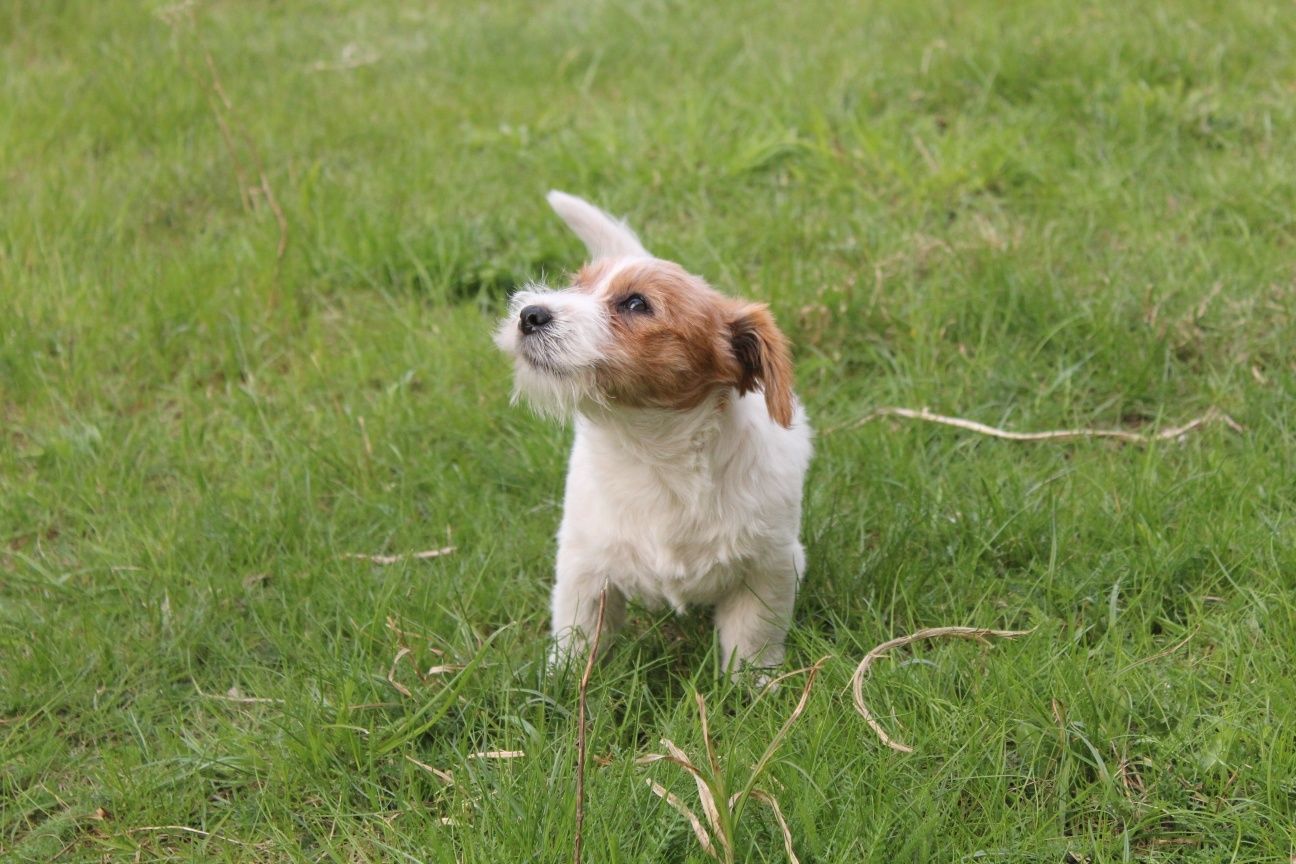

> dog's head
[495,192,794,427]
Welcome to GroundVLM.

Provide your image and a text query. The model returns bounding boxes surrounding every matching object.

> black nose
[519,305,553,335]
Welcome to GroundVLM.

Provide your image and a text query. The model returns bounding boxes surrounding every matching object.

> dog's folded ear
[547,191,649,260]
[729,303,795,428]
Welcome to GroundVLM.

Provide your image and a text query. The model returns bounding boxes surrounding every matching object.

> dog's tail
[547,191,649,260]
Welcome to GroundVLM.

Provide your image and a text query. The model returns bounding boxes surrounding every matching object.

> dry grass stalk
[851,626,1034,753]
[129,825,251,847]
[344,546,457,565]
[385,616,460,697]
[744,658,827,788]
[358,415,373,457]
[256,159,289,262]
[644,778,719,858]
[748,789,799,864]
[695,691,718,774]
[468,750,526,760]
[387,647,415,698]
[637,658,827,864]
[160,7,289,263]
[754,661,825,694]
[1050,699,1068,750]
[572,587,608,864]
[384,616,447,653]
[642,739,731,860]
[404,754,454,785]
[1116,628,1199,674]
[832,405,1242,443]
[201,67,250,210]
[199,52,288,261]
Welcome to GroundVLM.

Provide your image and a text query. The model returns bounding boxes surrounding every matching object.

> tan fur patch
[583,260,794,426]
[573,260,618,293]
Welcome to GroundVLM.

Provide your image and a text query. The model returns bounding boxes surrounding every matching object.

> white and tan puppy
[496,192,812,677]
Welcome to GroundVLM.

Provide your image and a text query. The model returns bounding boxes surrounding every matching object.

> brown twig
[165,19,249,213]
[851,626,1034,753]
[830,405,1243,443]
[573,587,608,864]
[754,660,826,696]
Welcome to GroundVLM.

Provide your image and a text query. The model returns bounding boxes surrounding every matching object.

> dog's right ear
[547,191,649,260]
[729,302,795,428]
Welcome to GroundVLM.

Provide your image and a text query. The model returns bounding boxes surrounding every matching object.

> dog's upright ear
[729,302,795,428]
[547,191,649,260]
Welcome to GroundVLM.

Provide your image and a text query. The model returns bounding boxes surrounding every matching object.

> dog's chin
[516,350,572,377]
[510,355,601,421]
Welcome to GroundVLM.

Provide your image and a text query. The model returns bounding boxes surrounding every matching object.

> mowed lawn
[3,1,1296,861]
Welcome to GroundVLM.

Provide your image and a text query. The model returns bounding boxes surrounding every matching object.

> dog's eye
[619,294,651,314]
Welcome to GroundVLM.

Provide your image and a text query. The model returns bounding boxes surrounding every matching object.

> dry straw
[635,658,829,864]
[850,626,1035,753]
[830,405,1241,443]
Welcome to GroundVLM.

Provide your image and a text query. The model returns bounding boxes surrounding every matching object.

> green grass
[3,0,1295,860]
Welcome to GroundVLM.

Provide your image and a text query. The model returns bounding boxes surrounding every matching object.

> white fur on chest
[556,392,811,613]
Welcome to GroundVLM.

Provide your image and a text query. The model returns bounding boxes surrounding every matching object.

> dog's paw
[546,643,575,677]
[727,663,782,694]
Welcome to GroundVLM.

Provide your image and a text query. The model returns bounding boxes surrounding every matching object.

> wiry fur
[496,286,610,419]
[545,190,649,259]
[496,191,812,677]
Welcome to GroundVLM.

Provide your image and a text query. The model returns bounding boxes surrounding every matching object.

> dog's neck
[577,390,736,471]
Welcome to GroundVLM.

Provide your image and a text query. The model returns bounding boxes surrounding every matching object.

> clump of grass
[637,659,827,863]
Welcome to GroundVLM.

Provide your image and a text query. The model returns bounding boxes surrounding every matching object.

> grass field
[3,0,1296,861]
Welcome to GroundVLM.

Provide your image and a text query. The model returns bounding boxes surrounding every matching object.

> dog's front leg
[714,545,803,676]
[548,562,625,671]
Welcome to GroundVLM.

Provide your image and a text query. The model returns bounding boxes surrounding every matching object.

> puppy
[496,192,812,677]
